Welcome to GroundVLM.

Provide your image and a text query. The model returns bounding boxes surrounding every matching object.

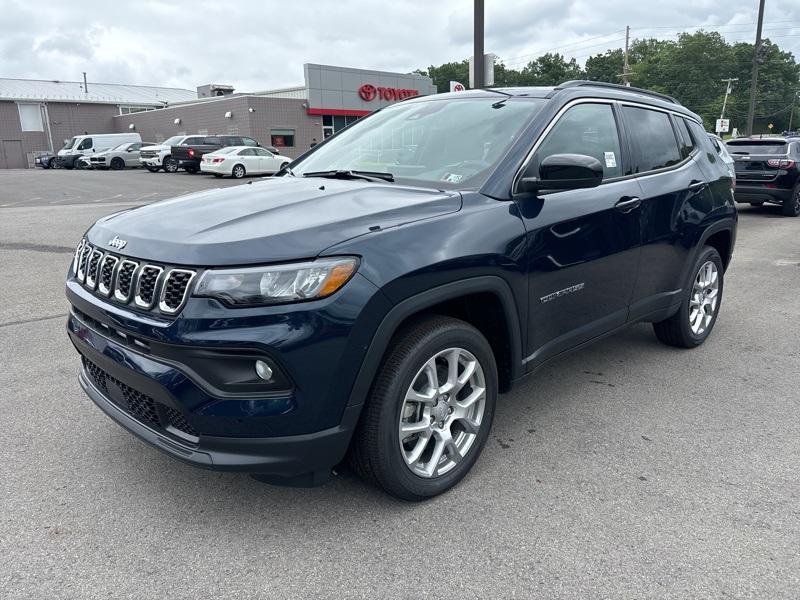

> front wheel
[110,157,125,170]
[782,185,800,217]
[653,246,724,348]
[48,157,58,169]
[350,315,497,501]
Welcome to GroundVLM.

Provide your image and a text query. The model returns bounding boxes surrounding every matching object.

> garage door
[2,140,26,169]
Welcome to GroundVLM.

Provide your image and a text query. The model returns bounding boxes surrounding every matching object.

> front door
[518,101,642,369]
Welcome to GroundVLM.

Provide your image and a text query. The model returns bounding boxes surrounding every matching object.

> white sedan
[200,146,292,178]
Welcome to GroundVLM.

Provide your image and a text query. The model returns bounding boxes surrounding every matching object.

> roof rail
[552,80,680,105]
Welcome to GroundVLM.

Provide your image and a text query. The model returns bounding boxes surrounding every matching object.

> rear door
[518,101,643,368]
[621,104,709,320]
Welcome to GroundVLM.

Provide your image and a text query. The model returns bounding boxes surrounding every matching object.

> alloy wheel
[689,260,719,335]
[398,347,486,478]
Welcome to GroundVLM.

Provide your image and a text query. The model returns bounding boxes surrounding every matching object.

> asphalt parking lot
[1,169,799,599]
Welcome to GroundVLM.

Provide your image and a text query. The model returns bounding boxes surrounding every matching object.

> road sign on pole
[715,118,730,133]
[450,81,466,92]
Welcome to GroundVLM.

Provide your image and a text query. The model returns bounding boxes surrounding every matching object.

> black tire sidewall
[233,165,245,178]
[111,158,124,170]
[677,247,724,346]
[373,321,497,499]
[784,184,800,216]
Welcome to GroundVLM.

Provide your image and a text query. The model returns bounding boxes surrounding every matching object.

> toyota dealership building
[119,64,436,158]
[0,64,437,167]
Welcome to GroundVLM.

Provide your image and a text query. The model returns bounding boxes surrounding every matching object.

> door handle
[615,196,641,213]
[688,180,707,193]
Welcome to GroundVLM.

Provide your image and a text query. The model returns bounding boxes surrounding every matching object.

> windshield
[292,97,546,188]
[162,136,183,146]
[111,143,130,151]
[62,137,77,150]
[726,140,788,155]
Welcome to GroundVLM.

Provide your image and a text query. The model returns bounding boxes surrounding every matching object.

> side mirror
[518,153,603,193]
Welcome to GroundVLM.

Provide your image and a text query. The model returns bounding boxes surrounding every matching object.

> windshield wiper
[276,162,295,177]
[302,169,394,182]
[484,88,513,108]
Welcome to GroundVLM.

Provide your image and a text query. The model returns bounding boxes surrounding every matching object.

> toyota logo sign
[358,84,377,101]
[358,84,420,102]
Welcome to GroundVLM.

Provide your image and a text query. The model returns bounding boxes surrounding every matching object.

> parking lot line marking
[132,192,159,202]
[1,198,39,207]
[48,197,82,205]
[92,194,123,203]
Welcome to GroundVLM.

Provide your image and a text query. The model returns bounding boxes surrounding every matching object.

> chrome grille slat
[97,255,119,296]
[85,249,104,290]
[114,260,139,302]
[76,242,92,282]
[158,269,197,314]
[72,239,85,274]
[134,265,164,309]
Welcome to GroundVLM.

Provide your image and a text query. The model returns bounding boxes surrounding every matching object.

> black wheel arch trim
[345,275,524,408]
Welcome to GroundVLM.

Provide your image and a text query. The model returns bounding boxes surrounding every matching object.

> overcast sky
[1,0,798,91]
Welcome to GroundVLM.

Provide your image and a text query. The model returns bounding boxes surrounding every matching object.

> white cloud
[0,0,797,91]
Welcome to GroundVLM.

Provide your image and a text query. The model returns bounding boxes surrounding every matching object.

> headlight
[193,257,359,307]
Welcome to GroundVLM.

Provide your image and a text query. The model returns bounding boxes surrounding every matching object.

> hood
[140,144,165,151]
[88,177,461,266]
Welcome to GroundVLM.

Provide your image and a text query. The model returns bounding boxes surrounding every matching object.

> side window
[129,143,141,151]
[673,117,695,158]
[242,137,258,147]
[184,137,204,145]
[686,120,718,164]
[622,106,681,172]
[205,137,221,145]
[78,138,92,150]
[239,148,255,156]
[532,103,622,179]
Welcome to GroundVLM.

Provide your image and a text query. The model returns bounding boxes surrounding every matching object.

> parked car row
[37,132,293,179]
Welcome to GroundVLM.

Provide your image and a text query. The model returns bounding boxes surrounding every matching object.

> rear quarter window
[622,106,682,173]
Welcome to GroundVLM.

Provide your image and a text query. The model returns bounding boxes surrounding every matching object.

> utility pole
[788,91,800,131]
[745,0,766,136]
[623,25,631,87]
[720,78,738,120]
[473,0,484,89]
[83,71,89,95]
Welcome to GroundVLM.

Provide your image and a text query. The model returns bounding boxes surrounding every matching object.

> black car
[169,135,261,173]
[726,137,800,216]
[66,81,736,500]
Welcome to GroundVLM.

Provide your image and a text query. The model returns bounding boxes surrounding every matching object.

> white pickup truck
[139,135,206,173]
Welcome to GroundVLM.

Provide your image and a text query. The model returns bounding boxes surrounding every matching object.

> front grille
[82,356,199,440]
[71,239,196,316]
[140,150,157,159]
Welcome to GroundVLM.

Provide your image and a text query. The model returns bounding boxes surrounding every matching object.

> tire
[350,315,498,501]
[110,157,125,170]
[653,246,724,348]
[48,157,58,169]
[213,173,223,178]
[163,157,178,173]
[781,184,800,217]
[184,165,198,174]
[231,164,246,179]
[74,158,85,170]
[145,166,160,173]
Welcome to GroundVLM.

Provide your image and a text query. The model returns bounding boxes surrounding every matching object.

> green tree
[584,49,624,83]
[520,53,584,85]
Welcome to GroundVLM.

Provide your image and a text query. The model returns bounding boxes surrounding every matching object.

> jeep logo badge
[108,236,127,250]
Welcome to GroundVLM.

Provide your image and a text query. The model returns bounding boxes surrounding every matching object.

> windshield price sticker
[604,152,617,168]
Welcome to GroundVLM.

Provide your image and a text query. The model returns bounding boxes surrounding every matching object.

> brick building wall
[0,100,119,167]
[112,96,324,159]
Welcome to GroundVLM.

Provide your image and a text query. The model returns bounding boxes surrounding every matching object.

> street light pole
[473,0,484,89]
[720,78,738,120]
[746,0,766,136]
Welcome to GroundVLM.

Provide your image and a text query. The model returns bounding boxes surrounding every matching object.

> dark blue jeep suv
[66,81,737,500]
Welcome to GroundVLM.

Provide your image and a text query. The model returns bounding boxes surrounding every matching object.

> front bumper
[141,156,163,167]
[66,270,389,483]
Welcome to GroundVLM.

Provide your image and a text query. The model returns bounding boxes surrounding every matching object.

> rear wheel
[350,315,497,501]
[110,157,125,170]
[782,184,800,217]
[653,246,723,348]
[48,157,58,169]
[163,157,178,173]
[213,173,223,178]
[74,159,85,170]
[184,165,198,174]
[231,164,246,179]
